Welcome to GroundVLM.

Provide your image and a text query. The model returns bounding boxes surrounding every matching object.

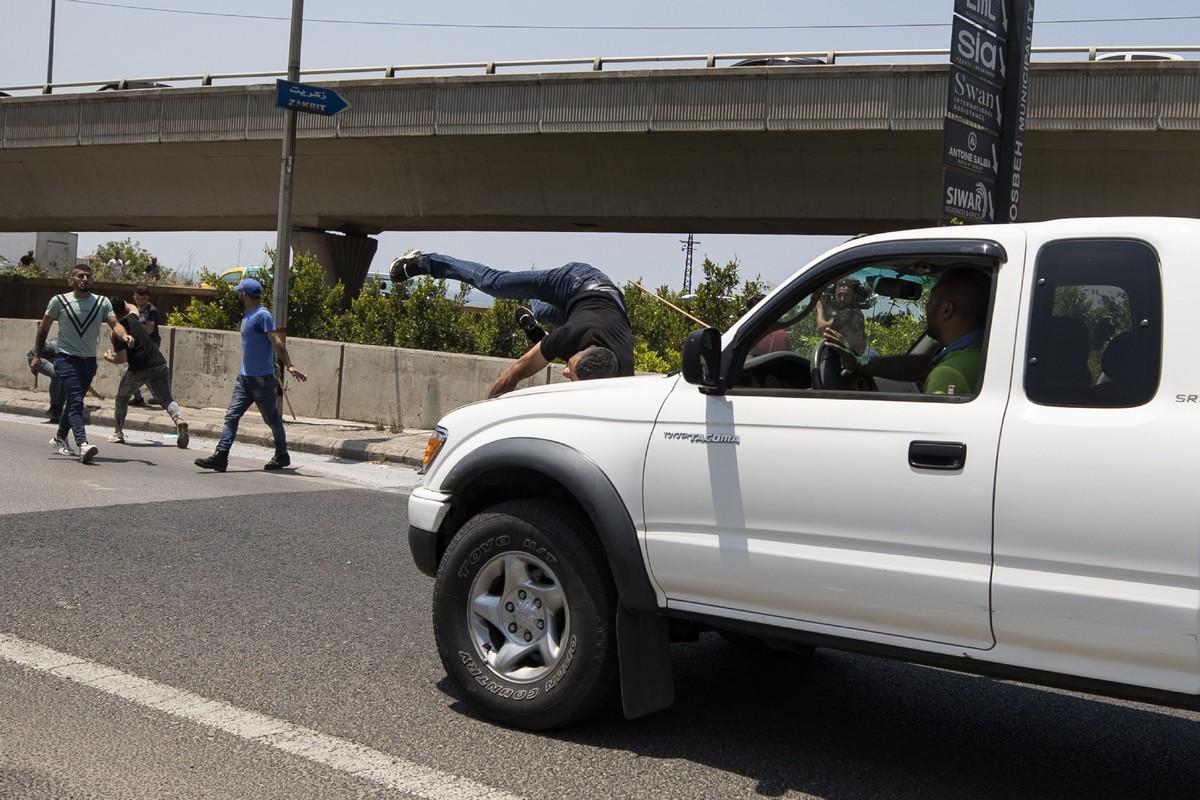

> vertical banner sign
[942,0,1035,224]
[996,0,1035,222]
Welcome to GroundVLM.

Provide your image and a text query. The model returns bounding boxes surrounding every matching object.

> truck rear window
[1025,239,1162,408]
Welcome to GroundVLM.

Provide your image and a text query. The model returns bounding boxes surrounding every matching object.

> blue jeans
[421,254,614,328]
[216,374,287,456]
[54,355,97,446]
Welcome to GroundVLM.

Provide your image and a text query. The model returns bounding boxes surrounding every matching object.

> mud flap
[617,604,674,719]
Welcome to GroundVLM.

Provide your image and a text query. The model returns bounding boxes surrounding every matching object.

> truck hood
[439,372,678,428]
[424,372,682,483]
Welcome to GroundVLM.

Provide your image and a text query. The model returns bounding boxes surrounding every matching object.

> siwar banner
[941,0,1034,224]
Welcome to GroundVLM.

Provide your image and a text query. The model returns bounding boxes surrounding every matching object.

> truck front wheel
[432,500,618,730]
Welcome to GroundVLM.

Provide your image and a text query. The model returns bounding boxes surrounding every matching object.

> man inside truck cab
[825,267,990,396]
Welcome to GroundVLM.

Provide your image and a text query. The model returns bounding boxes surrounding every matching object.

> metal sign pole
[996,0,1036,222]
[272,0,303,414]
[46,0,56,90]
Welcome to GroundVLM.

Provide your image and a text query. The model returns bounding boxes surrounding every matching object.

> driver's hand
[823,329,869,376]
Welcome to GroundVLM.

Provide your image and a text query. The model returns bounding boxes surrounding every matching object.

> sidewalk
[0,386,433,469]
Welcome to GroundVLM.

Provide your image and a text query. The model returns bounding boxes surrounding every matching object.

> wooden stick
[276,370,297,420]
[626,281,710,327]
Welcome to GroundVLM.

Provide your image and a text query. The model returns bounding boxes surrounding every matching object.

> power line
[65,2,1200,31]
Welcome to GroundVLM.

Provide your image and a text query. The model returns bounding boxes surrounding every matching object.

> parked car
[363,272,394,297]
[729,56,825,67]
[97,81,172,91]
[1095,52,1183,61]
[732,56,825,67]
[200,266,267,289]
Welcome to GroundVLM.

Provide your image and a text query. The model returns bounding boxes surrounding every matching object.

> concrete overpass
[3,60,1199,281]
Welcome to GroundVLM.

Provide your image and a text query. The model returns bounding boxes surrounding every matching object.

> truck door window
[1025,239,1162,407]
[732,262,992,398]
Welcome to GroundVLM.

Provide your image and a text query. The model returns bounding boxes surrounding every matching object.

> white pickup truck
[407,217,1196,730]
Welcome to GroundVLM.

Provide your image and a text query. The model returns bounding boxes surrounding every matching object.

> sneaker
[264,454,291,471]
[79,443,98,464]
[129,396,146,407]
[108,431,125,444]
[51,437,73,457]
[515,306,546,344]
[389,250,426,282]
[195,451,228,473]
[176,421,190,449]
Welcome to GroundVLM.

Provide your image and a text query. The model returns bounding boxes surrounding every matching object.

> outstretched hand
[823,329,870,377]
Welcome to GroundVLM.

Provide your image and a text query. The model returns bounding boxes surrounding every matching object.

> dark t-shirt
[114,314,167,372]
[138,302,161,346]
[539,292,635,377]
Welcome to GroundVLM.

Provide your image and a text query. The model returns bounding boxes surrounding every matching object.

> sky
[4,0,1200,293]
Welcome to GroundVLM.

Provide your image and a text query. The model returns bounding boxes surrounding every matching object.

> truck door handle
[909,440,966,470]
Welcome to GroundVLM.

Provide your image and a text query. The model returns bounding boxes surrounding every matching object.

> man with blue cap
[195,277,308,472]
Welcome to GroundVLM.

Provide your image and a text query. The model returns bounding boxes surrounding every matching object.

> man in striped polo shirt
[30,263,133,464]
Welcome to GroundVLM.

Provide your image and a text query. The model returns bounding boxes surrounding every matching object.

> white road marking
[0,632,522,800]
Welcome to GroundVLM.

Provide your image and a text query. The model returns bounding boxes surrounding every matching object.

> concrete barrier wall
[283,337,345,419]
[2,318,42,388]
[1,316,566,429]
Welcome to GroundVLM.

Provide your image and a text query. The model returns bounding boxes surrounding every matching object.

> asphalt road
[2,412,1198,799]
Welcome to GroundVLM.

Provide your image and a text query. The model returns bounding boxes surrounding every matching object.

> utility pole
[46,0,56,90]
[680,233,699,294]
[272,0,303,414]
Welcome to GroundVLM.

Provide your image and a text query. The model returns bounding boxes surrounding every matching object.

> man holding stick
[194,278,307,473]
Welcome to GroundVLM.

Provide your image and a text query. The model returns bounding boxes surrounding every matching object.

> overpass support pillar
[292,229,379,305]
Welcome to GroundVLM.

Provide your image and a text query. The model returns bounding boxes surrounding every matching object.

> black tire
[432,499,619,730]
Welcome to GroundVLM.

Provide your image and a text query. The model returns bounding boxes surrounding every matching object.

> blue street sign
[274,79,349,117]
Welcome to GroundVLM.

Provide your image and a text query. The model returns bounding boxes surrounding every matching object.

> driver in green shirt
[825,267,989,396]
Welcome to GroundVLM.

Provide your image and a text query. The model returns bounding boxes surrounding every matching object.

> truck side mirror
[681,327,722,388]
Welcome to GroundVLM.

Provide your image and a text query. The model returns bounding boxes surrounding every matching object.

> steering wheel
[811,342,878,392]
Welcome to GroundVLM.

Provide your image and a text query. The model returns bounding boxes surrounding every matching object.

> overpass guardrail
[3,44,1200,96]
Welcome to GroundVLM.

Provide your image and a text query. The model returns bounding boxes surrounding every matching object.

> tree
[625,257,767,372]
[168,250,345,338]
[393,278,480,354]
[474,297,539,360]
[334,280,406,347]
[91,239,174,283]
[254,250,345,341]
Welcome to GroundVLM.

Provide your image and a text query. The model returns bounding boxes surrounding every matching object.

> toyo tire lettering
[433,499,618,730]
